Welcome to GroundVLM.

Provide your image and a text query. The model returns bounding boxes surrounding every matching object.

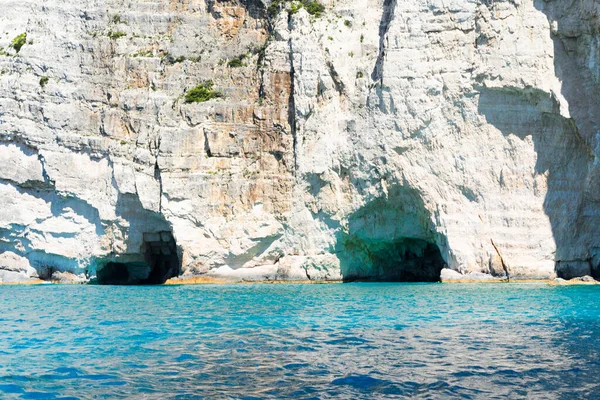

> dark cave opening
[96,231,180,285]
[342,238,446,282]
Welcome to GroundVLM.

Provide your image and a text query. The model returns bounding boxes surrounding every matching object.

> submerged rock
[0,1,599,282]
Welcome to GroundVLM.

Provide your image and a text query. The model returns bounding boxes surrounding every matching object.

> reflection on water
[0,283,599,399]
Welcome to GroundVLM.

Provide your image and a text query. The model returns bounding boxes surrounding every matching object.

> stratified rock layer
[0,0,598,282]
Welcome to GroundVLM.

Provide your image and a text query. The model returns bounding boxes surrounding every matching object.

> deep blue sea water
[0,283,599,399]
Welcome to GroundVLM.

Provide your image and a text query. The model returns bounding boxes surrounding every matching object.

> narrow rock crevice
[490,239,510,280]
[287,35,298,174]
[303,266,312,281]
[371,0,398,84]
[203,129,213,157]
[37,154,55,188]
[327,61,346,96]
[154,158,163,213]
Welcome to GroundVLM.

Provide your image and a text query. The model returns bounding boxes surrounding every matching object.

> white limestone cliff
[0,0,598,283]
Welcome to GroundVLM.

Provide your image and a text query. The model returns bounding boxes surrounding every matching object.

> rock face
[0,0,598,282]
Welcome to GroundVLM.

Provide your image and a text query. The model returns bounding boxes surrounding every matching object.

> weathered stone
[0,0,598,282]
[0,252,37,277]
[440,268,464,283]
[0,270,35,283]
[50,271,88,284]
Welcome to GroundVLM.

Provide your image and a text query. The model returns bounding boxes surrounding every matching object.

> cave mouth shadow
[96,231,181,285]
[341,237,446,283]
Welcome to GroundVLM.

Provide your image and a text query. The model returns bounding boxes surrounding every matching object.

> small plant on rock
[252,43,267,70]
[107,31,126,40]
[111,14,124,24]
[304,0,325,16]
[227,55,246,68]
[268,0,283,16]
[268,0,325,18]
[167,55,187,64]
[39,76,49,87]
[289,2,302,15]
[10,33,27,53]
[184,81,222,103]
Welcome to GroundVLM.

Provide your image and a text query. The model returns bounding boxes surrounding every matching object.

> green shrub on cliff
[304,1,325,16]
[107,31,126,40]
[10,33,27,53]
[184,81,222,103]
[227,55,246,68]
[268,0,325,17]
[267,0,283,16]
[111,13,124,24]
[289,2,302,15]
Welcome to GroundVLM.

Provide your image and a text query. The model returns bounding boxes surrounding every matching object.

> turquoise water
[0,283,599,399]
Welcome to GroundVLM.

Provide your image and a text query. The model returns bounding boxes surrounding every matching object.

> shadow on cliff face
[533,0,600,278]
[94,193,181,285]
[371,0,398,84]
[476,1,600,279]
[338,185,447,282]
[477,87,595,279]
[533,1,600,150]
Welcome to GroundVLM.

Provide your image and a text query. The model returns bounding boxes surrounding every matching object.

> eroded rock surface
[0,0,598,282]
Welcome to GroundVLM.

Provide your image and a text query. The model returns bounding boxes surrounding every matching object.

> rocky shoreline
[3,272,599,286]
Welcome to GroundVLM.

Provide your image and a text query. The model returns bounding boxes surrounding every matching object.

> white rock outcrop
[0,0,598,282]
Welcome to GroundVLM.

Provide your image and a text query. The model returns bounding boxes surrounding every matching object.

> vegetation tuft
[184,81,222,103]
[268,0,325,18]
[111,14,124,24]
[39,76,49,87]
[289,2,302,15]
[227,55,246,68]
[107,31,126,40]
[10,33,27,53]
[166,55,187,64]
[304,1,325,16]
[267,0,283,16]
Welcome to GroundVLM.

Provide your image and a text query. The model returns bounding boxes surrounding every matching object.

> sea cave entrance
[96,231,180,285]
[342,237,446,282]
[339,184,448,282]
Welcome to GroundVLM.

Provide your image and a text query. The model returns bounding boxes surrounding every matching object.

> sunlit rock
[0,0,598,282]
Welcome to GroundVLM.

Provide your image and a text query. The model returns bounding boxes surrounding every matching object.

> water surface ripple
[0,283,599,399]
